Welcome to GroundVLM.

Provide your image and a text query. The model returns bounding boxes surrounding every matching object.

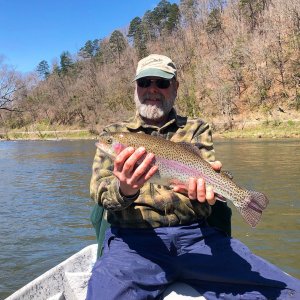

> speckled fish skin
[96,132,269,227]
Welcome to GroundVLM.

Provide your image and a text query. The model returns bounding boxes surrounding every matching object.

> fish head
[95,133,127,158]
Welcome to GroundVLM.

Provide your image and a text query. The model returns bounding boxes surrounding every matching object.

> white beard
[134,90,175,121]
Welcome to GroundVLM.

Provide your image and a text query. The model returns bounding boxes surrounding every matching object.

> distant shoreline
[1,117,300,141]
[1,124,299,141]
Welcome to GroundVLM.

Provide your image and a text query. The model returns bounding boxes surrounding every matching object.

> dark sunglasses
[137,78,171,89]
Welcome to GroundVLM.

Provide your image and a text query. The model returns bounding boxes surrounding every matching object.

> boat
[5,244,205,300]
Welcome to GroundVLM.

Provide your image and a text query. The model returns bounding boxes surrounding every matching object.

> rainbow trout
[96,132,269,227]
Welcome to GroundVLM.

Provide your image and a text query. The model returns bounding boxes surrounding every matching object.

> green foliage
[287,120,295,126]
[128,17,143,43]
[152,0,180,34]
[36,60,50,79]
[127,1,180,58]
[128,17,148,58]
[272,119,281,127]
[206,8,222,34]
[228,42,246,70]
[165,4,181,33]
[79,39,100,59]
[258,85,269,102]
[295,92,300,110]
[239,0,271,31]
[142,10,157,40]
[109,30,127,62]
[60,51,73,75]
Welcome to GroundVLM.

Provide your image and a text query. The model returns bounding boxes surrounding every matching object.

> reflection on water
[0,139,299,298]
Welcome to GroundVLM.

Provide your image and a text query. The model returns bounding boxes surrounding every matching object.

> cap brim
[134,68,175,81]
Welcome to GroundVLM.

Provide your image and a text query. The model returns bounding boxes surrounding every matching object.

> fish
[96,132,269,227]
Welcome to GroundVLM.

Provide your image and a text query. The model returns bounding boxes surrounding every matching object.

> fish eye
[106,137,112,144]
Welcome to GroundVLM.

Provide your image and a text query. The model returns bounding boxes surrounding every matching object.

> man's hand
[113,147,158,197]
[172,161,222,205]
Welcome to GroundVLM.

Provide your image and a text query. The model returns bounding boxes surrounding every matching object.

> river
[0,139,299,299]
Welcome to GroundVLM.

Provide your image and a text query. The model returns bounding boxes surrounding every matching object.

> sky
[1,0,179,74]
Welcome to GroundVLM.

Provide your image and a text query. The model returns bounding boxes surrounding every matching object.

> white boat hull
[6,244,205,300]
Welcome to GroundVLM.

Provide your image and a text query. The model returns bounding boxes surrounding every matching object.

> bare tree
[0,62,24,111]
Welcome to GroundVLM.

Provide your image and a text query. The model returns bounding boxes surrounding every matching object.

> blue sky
[1,0,179,74]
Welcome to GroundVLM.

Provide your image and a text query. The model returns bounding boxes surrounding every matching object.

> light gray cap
[134,54,177,80]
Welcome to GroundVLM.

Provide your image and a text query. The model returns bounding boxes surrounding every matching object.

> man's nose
[147,81,159,92]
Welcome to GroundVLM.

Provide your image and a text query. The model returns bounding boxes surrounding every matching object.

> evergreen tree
[142,10,157,41]
[239,0,271,31]
[79,39,100,59]
[128,17,148,58]
[152,0,172,34]
[206,8,222,34]
[60,51,73,75]
[109,30,127,63]
[128,17,143,43]
[149,0,180,35]
[36,60,50,79]
[165,4,181,33]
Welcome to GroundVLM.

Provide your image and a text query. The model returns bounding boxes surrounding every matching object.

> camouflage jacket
[90,109,232,233]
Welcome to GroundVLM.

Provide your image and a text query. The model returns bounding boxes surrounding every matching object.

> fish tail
[238,190,269,227]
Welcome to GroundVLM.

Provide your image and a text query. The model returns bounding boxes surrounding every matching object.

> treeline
[1,0,299,131]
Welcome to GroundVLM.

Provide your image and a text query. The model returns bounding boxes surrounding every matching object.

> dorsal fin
[177,142,202,157]
[221,170,234,180]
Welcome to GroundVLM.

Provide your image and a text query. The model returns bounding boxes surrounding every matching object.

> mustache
[141,93,164,102]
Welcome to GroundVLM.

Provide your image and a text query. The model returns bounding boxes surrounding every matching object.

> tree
[36,60,50,79]
[165,3,181,33]
[206,8,222,34]
[79,39,100,59]
[142,10,157,41]
[179,0,198,27]
[109,30,127,63]
[60,51,73,75]
[0,62,23,111]
[128,17,142,44]
[239,0,271,31]
[128,17,148,58]
[151,0,174,35]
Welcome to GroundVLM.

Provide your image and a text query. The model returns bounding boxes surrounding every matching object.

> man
[87,54,300,299]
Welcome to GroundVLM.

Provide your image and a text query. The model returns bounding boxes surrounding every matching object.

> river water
[0,139,299,299]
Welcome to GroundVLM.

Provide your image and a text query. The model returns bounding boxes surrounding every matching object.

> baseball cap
[134,54,177,81]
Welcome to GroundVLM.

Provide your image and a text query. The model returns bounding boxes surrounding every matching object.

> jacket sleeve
[191,122,216,162]
[90,132,138,211]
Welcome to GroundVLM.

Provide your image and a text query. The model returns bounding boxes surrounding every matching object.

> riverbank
[0,129,96,141]
[213,119,300,139]
[1,118,300,141]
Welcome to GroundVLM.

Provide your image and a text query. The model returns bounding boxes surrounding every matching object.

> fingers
[188,178,197,200]
[187,177,216,205]
[205,185,216,205]
[131,152,157,184]
[114,147,145,175]
[210,160,222,172]
[113,147,157,196]
[196,178,206,202]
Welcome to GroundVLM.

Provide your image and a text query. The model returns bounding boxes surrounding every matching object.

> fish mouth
[95,142,103,149]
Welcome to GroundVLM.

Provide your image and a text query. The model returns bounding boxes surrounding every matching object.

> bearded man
[87,54,300,300]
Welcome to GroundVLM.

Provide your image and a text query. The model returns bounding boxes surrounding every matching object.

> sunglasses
[137,78,171,89]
